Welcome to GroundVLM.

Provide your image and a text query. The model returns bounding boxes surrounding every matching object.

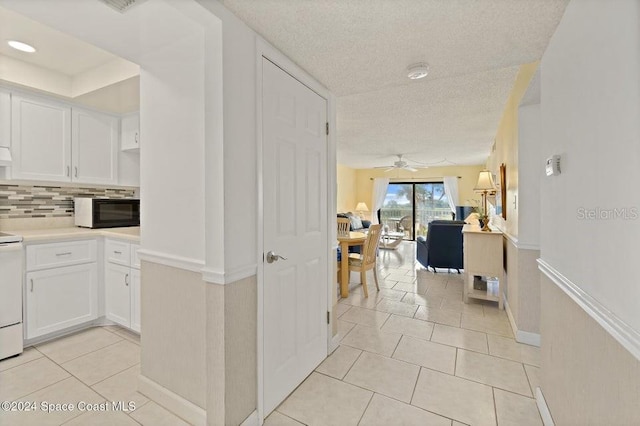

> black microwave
[74,198,140,228]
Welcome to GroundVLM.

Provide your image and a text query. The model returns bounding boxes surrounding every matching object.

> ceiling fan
[374,154,428,173]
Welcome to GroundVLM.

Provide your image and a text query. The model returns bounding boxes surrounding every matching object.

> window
[380,182,452,240]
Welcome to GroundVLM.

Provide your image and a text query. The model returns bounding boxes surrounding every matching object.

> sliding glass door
[380,182,451,240]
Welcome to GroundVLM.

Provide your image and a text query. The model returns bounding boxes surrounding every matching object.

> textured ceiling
[0,5,121,76]
[223,0,569,167]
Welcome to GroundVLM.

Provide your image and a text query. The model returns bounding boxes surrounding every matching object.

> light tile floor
[269,241,543,426]
[0,325,188,426]
[1,241,542,426]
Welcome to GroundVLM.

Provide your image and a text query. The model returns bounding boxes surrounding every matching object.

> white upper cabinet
[121,112,140,152]
[0,92,10,149]
[72,108,119,185]
[11,94,72,182]
[7,91,138,186]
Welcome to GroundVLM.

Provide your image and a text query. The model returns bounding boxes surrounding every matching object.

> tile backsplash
[0,184,136,219]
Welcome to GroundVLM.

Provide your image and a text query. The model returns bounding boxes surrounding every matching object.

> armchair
[416,220,464,273]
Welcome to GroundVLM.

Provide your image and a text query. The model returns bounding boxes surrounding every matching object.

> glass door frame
[380,181,450,241]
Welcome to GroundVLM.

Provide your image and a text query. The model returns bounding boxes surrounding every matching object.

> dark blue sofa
[416,220,465,273]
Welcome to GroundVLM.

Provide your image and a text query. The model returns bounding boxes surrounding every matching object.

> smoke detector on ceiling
[98,0,146,13]
[407,63,430,80]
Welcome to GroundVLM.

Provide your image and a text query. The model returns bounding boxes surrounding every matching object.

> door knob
[266,251,287,264]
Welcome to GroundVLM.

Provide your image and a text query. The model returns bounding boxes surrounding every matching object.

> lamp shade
[355,202,369,212]
[474,170,496,192]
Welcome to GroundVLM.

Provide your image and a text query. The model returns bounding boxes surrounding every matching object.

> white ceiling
[222,0,569,168]
[0,5,122,76]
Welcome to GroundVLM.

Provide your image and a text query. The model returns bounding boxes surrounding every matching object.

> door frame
[255,37,337,424]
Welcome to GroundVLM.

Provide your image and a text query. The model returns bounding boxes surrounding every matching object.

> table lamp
[473,170,496,231]
[355,202,369,219]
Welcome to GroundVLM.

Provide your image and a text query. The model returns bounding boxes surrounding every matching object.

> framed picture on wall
[499,163,506,220]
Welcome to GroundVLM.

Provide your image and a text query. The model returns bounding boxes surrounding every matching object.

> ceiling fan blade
[384,167,396,172]
[404,166,419,172]
[374,166,392,169]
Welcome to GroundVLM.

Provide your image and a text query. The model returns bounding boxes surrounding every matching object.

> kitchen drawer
[105,239,131,266]
[131,244,140,269]
[26,240,97,271]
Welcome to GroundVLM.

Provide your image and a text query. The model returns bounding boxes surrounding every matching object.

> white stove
[0,232,24,360]
[0,232,23,244]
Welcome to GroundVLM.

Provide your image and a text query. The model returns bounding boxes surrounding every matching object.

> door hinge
[327,311,330,324]
[326,122,329,136]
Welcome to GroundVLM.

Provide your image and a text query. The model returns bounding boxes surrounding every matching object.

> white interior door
[262,58,328,415]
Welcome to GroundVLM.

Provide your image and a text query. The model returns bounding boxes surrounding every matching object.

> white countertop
[8,226,140,243]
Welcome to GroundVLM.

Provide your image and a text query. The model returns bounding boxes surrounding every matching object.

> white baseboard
[138,375,206,426]
[240,410,259,426]
[535,387,555,426]
[517,329,541,347]
[504,295,541,347]
[329,333,341,354]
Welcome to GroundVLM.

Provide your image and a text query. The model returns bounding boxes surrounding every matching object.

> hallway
[269,242,541,425]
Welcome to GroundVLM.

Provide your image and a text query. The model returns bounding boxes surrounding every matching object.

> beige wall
[337,164,358,213]
[488,63,541,338]
[353,165,484,221]
[540,275,640,424]
[141,261,257,425]
[487,62,538,238]
[223,276,258,426]
[141,261,207,409]
[206,275,258,426]
[505,240,541,335]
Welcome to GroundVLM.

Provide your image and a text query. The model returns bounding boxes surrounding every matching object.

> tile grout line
[389,334,404,359]
[39,335,126,365]
[339,348,366,380]
[408,364,422,406]
[0,352,46,373]
[492,386,499,425]
[355,392,375,425]
[273,409,308,425]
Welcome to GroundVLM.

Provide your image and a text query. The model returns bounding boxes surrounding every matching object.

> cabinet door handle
[56,252,72,256]
[74,166,78,178]
[125,273,129,286]
[30,278,34,292]
[113,251,122,255]
[66,166,70,177]
[135,132,139,144]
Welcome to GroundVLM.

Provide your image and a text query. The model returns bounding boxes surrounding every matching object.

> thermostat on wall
[545,155,561,176]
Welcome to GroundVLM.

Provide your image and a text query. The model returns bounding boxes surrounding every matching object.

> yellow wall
[336,164,357,213]
[487,62,538,237]
[353,165,485,221]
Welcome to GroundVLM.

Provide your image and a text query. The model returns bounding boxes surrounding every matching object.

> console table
[462,224,504,309]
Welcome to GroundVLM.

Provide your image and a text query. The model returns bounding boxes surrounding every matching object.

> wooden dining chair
[337,217,350,237]
[348,224,382,297]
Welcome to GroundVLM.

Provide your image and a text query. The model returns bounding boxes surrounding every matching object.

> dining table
[337,231,367,298]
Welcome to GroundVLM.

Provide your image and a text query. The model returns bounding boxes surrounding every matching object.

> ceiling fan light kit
[407,63,430,80]
[374,154,426,173]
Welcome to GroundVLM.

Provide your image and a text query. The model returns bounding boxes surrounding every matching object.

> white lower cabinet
[26,263,98,339]
[104,240,140,333]
[130,269,141,333]
[105,263,132,328]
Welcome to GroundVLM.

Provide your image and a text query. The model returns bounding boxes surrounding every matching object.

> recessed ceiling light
[407,63,429,80]
[7,40,36,53]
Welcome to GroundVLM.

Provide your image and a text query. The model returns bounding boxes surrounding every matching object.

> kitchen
[0,0,274,424]
[0,5,143,370]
